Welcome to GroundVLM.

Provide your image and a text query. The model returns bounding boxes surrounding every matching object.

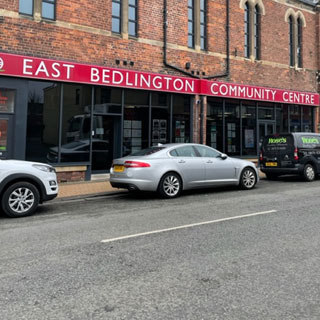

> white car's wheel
[158,172,182,198]
[240,167,257,190]
[1,182,40,218]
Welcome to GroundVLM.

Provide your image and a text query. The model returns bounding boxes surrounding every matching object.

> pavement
[56,165,265,200]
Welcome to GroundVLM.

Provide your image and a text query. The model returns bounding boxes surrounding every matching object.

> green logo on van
[268,137,287,144]
[301,137,319,144]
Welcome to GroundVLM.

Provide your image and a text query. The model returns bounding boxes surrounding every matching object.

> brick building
[0,0,319,181]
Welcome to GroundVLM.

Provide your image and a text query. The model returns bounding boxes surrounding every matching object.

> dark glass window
[242,102,256,156]
[94,87,122,114]
[26,81,61,163]
[207,98,223,152]
[188,0,194,48]
[297,18,303,68]
[151,93,170,145]
[128,0,138,37]
[200,0,207,50]
[244,2,250,58]
[60,84,92,163]
[276,104,289,133]
[42,0,55,20]
[254,5,261,60]
[112,0,121,33]
[289,16,294,67]
[123,90,149,155]
[19,0,33,15]
[225,100,240,156]
[302,106,313,132]
[289,105,301,132]
[172,95,191,143]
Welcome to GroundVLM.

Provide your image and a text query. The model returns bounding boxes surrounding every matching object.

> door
[91,115,120,172]
[259,122,275,147]
[170,145,205,188]
[0,116,14,159]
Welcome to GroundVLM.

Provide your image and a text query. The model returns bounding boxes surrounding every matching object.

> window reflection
[207,98,223,151]
[242,102,256,156]
[225,100,240,156]
[172,95,190,143]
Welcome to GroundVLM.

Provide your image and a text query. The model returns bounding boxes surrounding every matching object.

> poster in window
[0,89,15,113]
[245,129,254,148]
[124,120,132,129]
[132,120,141,129]
[0,119,8,153]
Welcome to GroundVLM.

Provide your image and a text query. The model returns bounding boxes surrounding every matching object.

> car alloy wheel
[2,182,40,218]
[159,172,182,198]
[240,167,256,190]
[303,164,315,182]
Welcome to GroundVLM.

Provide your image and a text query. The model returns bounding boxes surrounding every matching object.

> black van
[260,132,320,181]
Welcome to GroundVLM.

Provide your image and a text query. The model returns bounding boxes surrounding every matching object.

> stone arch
[285,8,296,23]
[285,9,306,27]
[240,0,265,15]
[296,11,306,27]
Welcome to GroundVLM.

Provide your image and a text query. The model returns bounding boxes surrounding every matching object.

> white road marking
[101,209,277,243]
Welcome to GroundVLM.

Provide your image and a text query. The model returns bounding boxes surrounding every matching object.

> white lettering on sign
[35,61,50,77]
[52,63,61,78]
[23,59,33,75]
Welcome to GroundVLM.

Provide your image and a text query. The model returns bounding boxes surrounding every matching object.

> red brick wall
[0,0,318,91]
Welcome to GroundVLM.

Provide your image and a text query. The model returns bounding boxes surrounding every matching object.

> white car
[0,160,58,218]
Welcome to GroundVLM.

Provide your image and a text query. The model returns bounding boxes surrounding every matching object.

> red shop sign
[0,52,319,106]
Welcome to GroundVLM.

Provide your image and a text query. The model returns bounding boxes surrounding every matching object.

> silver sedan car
[110,143,259,198]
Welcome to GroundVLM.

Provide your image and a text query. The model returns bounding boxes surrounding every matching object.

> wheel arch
[0,174,46,203]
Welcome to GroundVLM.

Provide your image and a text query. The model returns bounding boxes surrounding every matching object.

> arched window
[244,2,250,58]
[297,17,303,68]
[254,5,261,60]
[289,15,294,67]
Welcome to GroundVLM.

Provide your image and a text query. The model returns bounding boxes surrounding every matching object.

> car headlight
[32,164,56,173]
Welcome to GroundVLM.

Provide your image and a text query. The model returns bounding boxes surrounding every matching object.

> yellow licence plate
[266,162,277,167]
[114,165,125,172]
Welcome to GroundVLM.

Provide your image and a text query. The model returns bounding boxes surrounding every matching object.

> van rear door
[261,134,295,168]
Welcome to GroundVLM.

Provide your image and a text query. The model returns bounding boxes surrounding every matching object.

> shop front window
[206,98,223,151]
[123,90,149,155]
[258,102,274,120]
[242,102,256,156]
[172,95,191,143]
[26,81,61,163]
[59,84,92,164]
[151,93,170,145]
[225,100,240,156]
[276,104,288,133]
[302,106,313,132]
[289,105,301,132]
[94,87,122,114]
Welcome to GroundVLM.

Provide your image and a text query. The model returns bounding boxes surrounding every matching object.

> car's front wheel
[1,182,40,218]
[239,167,257,190]
[158,172,182,198]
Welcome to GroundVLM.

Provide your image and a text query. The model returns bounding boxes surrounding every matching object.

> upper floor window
[188,0,195,48]
[242,0,264,60]
[42,0,55,20]
[112,0,121,33]
[286,10,305,68]
[289,15,294,67]
[19,0,33,16]
[19,0,56,20]
[297,17,303,68]
[200,0,207,50]
[128,0,138,37]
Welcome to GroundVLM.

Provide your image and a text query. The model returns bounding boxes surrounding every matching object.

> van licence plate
[114,165,125,172]
[266,162,277,167]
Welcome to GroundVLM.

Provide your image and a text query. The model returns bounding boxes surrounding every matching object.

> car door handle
[178,160,186,163]
[207,160,213,163]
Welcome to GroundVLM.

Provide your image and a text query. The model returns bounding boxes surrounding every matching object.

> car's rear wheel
[1,182,40,218]
[302,164,315,182]
[158,172,182,198]
[239,167,257,190]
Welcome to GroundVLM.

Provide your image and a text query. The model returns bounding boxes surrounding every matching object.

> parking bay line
[101,209,277,244]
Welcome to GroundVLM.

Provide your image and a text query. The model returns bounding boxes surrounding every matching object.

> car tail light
[124,161,151,168]
[259,151,263,161]
[294,148,299,161]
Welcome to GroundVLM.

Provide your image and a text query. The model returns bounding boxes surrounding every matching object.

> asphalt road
[1,177,320,320]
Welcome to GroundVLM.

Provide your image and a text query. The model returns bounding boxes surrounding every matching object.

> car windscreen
[263,135,294,152]
[296,135,320,149]
[130,147,166,156]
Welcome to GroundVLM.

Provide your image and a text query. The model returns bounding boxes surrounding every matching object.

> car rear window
[130,147,166,156]
[297,135,320,149]
[263,135,294,152]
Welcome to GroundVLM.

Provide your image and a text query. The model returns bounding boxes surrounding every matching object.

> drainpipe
[163,0,230,80]
[163,0,199,78]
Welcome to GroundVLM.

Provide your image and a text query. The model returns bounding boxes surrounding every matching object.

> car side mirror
[219,153,228,160]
